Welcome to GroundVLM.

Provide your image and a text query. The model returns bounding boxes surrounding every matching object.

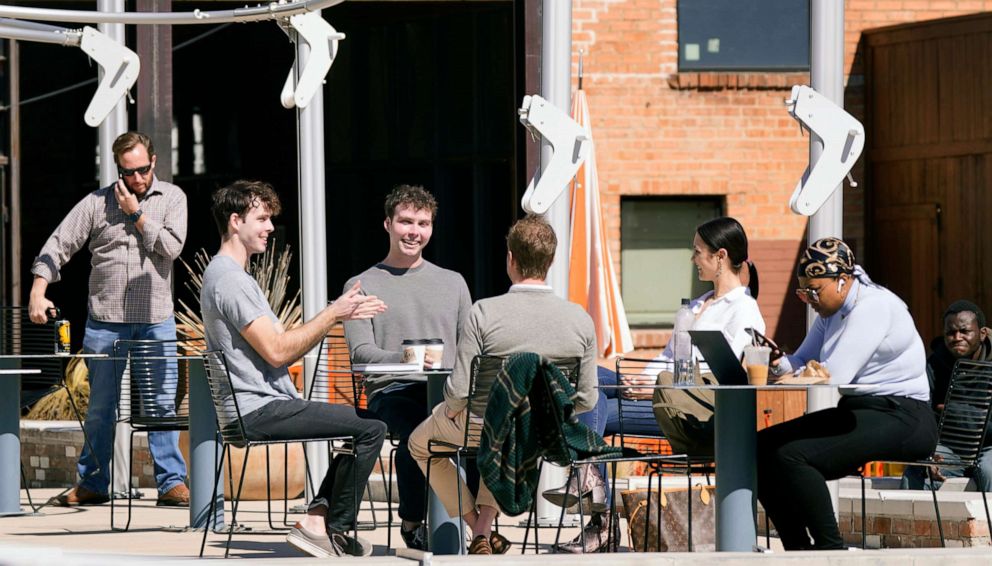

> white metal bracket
[79,26,139,127]
[785,85,865,216]
[518,94,590,215]
[280,12,344,109]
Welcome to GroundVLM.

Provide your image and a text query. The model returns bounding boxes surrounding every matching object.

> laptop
[688,330,748,386]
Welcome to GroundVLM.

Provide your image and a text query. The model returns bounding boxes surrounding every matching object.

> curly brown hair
[384,184,438,220]
[211,180,282,236]
[506,215,557,279]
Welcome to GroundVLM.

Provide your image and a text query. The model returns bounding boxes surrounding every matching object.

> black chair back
[615,356,669,448]
[202,350,250,448]
[113,339,188,429]
[307,325,358,406]
[0,306,64,408]
[936,358,992,466]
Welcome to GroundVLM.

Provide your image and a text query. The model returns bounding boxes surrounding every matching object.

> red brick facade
[572,0,992,349]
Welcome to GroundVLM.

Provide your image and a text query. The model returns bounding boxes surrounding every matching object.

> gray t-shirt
[201,254,299,418]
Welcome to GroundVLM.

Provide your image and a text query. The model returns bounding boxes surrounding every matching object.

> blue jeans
[77,316,187,496]
[900,443,992,492]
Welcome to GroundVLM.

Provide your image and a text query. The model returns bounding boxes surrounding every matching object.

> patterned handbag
[621,484,716,552]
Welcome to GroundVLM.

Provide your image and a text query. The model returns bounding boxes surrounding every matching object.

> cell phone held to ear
[745,328,783,361]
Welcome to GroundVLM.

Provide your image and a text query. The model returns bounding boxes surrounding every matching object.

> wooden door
[870,203,941,340]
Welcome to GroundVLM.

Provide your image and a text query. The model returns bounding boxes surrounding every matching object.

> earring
[715,261,724,280]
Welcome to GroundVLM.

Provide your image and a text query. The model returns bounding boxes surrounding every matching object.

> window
[678,0,810,72]
[621,197,723,326]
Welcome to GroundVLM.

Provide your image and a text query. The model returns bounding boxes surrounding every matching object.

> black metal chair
[198,350,358,558]
[421,354,507,552]
[862,358,992,547]
[109,338,189,531]
[305,325,387,537]
[521,356,682,554]
[614,356,715,552]
[0,306,94,512]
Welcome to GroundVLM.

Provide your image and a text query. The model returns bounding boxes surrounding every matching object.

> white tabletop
[0,368,41,374]
[0,353,108,359]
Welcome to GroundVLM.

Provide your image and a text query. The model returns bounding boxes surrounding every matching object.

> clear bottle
[673,298,694,385]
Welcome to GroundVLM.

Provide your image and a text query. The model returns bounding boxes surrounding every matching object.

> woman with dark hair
[757,237,937,550]
[546,216,766,553]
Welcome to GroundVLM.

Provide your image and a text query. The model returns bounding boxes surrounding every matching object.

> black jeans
[757,394,937,550]
[241,399,386,532]
[368,381,480,524]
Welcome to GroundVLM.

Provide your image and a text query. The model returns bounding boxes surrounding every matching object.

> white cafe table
[599,382,861,552]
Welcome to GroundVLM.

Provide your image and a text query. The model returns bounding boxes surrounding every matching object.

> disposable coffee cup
[744,345,771,386]
[402,338,443,371]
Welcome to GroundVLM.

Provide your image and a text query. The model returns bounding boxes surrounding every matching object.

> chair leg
[264,446,277,531]
[20,465,36,513]
[422,452,433,552]
[201,444,228,558]
[552,465,577,552]
[926,466,946,547]
[386,447,396,551]
[66,384,101,485]
[521,459,542,554]
[575,465,587,554]
[125,429,135,532]
[860,470,867,549]
[608,461,619,552]
[454,450,465,555]
[225,446,252,558]
[644,469,653,553]
[686,467,693,552]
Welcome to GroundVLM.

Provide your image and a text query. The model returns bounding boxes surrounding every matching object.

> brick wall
[573,0,992,345]
[837,512,991,548]
[20,423,156,489]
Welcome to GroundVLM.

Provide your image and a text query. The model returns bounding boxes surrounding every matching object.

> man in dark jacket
[902,300,992,491]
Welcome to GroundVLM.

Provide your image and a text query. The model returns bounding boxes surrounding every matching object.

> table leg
[426,373,463,555]
[189,358,224,529]
[714,388,757,551]
[0,359,27,516]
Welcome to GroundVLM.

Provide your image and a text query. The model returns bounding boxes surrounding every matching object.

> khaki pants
[408,403,499,518]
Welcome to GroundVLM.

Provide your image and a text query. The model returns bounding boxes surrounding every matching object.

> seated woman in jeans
[545,216,765,553]
[759,237,938,550]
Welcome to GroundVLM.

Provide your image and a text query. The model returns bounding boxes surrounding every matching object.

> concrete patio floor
[1,488,990,564]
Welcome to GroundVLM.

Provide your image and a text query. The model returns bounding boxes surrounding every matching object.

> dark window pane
[678,0,810,71]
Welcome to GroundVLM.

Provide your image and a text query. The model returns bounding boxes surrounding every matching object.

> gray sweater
[344,260,471,396]
[444,285,597,413]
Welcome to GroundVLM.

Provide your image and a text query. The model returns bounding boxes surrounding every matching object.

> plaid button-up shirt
[31,177,187,324]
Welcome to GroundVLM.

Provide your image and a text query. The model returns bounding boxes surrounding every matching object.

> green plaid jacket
[478,352,624,515]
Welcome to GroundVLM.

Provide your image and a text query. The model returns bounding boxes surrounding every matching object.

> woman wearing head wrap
[757,237,937,550]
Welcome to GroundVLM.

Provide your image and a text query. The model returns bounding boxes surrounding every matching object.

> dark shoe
[49,485,109,507]
[329,531,373,557]
[554,513,619,553]
[286,523,335,558]
[156,484,190,507]
[468,534,492,555]
[400,523,427,551]
[490,532,511,554]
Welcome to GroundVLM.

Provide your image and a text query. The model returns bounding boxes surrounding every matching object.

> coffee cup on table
[743,345,771,386]
[402,338,444,371]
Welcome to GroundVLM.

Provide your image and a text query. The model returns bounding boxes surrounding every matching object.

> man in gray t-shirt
[201,180,387,558]
[343,184,471,549]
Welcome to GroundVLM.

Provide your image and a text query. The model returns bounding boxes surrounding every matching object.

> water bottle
[673,298,694,385]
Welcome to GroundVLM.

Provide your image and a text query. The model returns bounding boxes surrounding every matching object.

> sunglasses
[795,287,821,305]
[118,164,152,177]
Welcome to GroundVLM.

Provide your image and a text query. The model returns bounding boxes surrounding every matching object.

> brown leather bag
[621,485,716,552]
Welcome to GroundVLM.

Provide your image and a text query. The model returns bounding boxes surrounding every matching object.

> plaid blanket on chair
[478,352,625,515]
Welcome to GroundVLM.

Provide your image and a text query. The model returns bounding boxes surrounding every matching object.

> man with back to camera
[343,184,472,549]
[201,180,387,557]
[902,300,992,491]
[30,131,190,507]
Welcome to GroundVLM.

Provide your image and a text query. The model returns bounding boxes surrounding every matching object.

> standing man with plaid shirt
[29,131,190,507]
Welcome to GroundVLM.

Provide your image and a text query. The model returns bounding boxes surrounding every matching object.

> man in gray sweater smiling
[408,215,597,554]
[343,185,472,549]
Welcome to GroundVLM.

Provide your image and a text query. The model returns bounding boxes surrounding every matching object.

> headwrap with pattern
[797,237,855,279]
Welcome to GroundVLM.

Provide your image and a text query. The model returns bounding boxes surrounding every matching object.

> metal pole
[9,39,20,306]
[808,0,845,517]
[535,0,572,526]
[0,0,346,26]
[96,0,135,504]
[295,17,330,502]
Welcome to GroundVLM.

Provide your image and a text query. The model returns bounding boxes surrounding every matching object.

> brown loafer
[490,532,511,554]
[156,483,190,507]
[468,534,492,555]
[49,485,110,507]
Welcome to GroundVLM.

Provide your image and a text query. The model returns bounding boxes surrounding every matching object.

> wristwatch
[128,209,143,223]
